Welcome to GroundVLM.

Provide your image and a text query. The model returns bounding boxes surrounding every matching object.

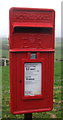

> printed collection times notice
[24,63,42,96]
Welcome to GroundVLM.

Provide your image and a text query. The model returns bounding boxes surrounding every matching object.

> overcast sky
[0,0,62,38]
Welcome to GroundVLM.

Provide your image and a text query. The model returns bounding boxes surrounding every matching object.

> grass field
[2,50,9,58]
[1,39,62,119]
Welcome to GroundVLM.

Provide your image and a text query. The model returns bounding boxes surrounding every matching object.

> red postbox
[9,7,55,114]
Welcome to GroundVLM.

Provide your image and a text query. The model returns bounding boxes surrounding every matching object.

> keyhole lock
[20,80,22,83]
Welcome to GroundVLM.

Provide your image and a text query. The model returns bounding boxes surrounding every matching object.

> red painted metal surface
[9,7,55,114]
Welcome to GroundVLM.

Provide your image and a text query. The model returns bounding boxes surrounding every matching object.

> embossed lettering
[13,11,52,23]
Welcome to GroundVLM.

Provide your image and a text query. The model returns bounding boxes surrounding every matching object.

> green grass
[0,50,2,58]
[2,50,9,58]
[54,61,61,81]
[0,49,9,58]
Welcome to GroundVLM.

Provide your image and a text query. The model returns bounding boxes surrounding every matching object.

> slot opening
[13,27,52,34]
